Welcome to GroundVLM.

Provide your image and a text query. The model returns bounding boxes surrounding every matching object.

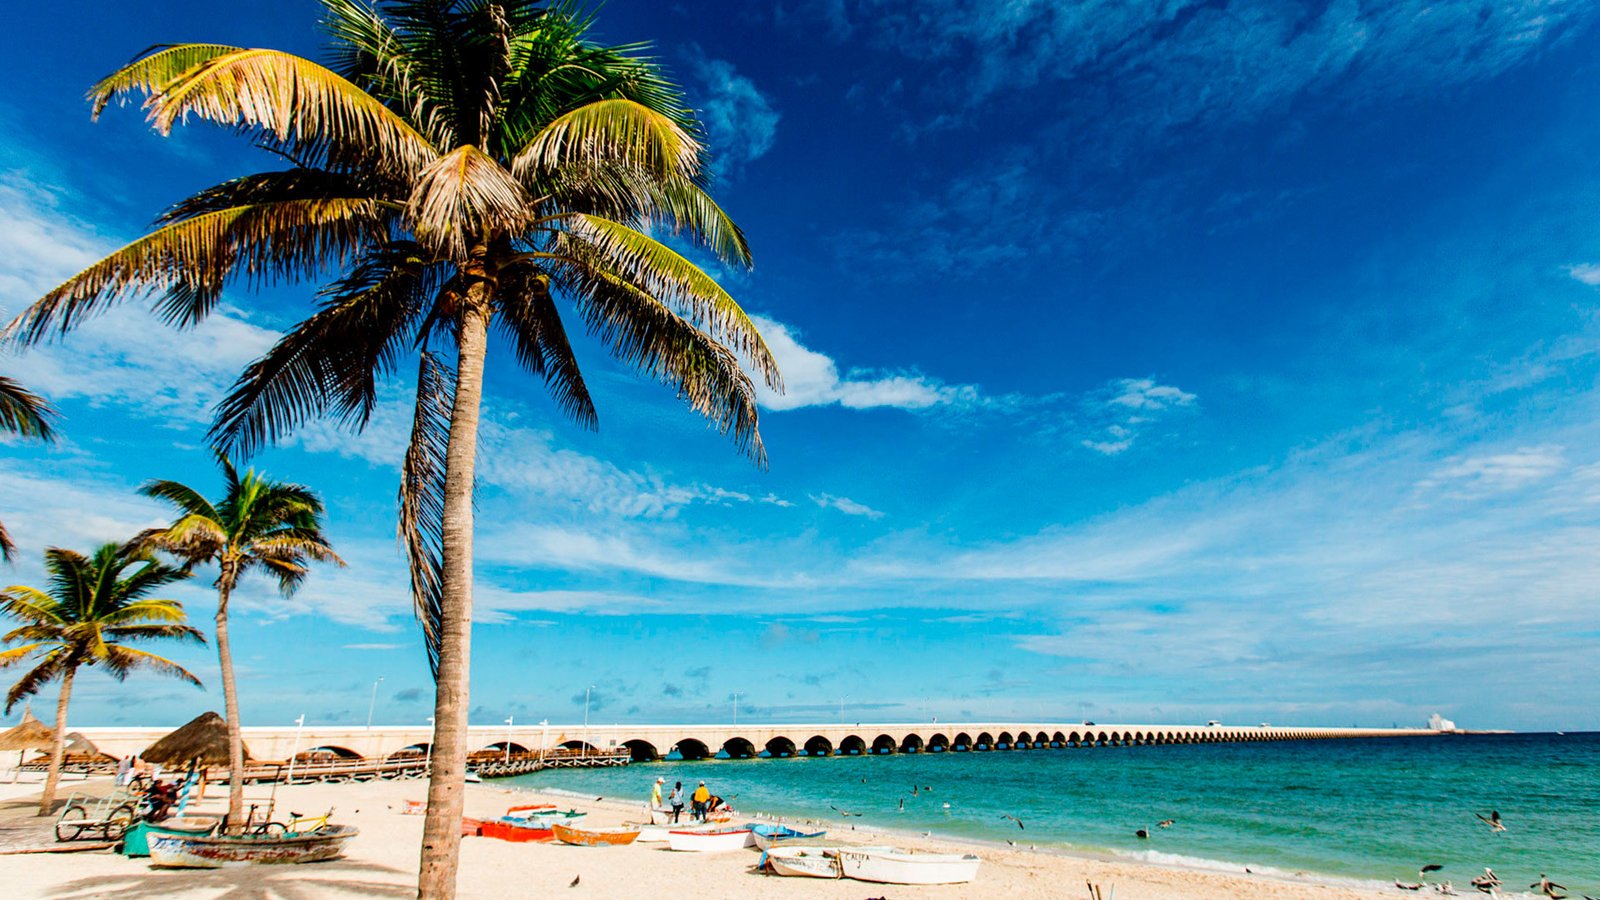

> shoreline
[0,776,1409,898]
[525,785,1401,898]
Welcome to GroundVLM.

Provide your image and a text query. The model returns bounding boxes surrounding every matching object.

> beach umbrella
[141,711,249,767]
[0,705,55,781]
[63,732,116,762]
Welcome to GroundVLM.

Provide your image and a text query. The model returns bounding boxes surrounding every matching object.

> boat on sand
[751,823,826,850]
[147,826,359,868]
[836,847,981,885]
[552,822,640,846]
[666,826,754,852]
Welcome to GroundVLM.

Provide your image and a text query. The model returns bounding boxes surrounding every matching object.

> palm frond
[494,266,596,427]
[0,587,64,625]
[98,645,202,685]
[511,98,700,184]
[5,199,388,344]
[0,520,13,565]
[398,350,453,678]
[103,623,207,644]
[0,376,59,442]
[209,245,436,456]
[4,654,64,713]
[138,47,439,175]
[406,145,530,259]
[320,0,456,148]
[556,215,780,389]
[89,43,242,117]
[138,480,221,522]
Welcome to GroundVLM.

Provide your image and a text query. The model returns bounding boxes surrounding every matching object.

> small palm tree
[137,453,341,832]
[0,376,58,561]
[0,543,204,815]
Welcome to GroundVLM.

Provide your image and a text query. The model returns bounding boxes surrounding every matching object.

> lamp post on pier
[285,714,305,782]
[504,716,514,763]
[366,675,384,729]
[425,716,434,771]
[583,685,595,757]
[732,691,743,726]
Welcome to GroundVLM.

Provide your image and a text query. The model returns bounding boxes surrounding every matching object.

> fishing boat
[751,823,827,850]
[836,847,982,885]
[629,819,720,842]
[666,825,755,852]
[479,820,555,843]
[147,826,359,868]
[503,808,587,828]
[505,803,557,816]
[121,817,219,858]
[552,822,641,847]
[764,846,843,878]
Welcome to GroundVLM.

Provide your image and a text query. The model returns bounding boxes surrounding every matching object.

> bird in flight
[1474,811,1506,832]
[569,875,580,888]
[1530,875,1567,899]
[830,804,860,817]
[1001,814,1024,830]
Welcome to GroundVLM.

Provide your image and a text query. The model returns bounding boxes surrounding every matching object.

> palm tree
[136,453,341,832]
[0,543,204,815]
[0,376,58,561]
[3,3,779,893]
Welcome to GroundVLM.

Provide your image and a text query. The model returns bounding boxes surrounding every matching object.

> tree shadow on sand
[45,859,413,899]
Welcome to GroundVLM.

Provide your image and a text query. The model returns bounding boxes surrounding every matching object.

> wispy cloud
[690,52,780,176]
[810,493,885,519]
[1080,377,1197,455]
[1567,262,1600,286]
[751,314,983,411]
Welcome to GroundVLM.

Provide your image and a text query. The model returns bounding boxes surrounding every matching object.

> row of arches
[293,729,1330,764]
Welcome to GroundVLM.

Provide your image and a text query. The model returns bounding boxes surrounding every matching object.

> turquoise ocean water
[506,733,1599,892]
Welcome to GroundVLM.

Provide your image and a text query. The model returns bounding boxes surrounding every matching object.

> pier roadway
[69,722,1438,763]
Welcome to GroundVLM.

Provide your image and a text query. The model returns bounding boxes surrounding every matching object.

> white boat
[630,823,672,843]
[765,846,842,878]
[837,848,982,885]
[751,824,827,850]
[666,826,754,852]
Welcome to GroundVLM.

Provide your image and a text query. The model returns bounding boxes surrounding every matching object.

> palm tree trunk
[214,573,246,832]
[417,294,492,898]
[37,666,74,816]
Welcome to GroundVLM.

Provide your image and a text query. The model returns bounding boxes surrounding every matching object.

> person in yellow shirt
[650,776,664,810]
[691,781,711,821]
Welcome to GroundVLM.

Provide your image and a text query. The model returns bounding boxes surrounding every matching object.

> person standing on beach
[669,782,685,823]
[650,776,664,810]
[692,780,711,821]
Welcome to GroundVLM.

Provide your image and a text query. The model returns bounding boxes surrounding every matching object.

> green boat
[122,817,219,857]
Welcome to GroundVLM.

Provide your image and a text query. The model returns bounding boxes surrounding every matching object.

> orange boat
[551,822,641,847]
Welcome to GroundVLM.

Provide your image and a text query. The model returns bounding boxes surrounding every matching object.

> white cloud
[1108,378,1196,411]
[1080,377,1197,455]
[1420,445,1567,497]
[692,56,780,173]
[810,493,885,519]
[1567,263,1600,286]
[751,315,981,411]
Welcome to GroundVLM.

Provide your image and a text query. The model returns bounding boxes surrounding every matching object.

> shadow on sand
[44,858,414,899]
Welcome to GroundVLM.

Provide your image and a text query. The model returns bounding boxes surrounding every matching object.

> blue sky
[2,0,1600,733]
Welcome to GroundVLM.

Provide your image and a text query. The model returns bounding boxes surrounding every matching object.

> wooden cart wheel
[104,803,136,841]
[54,805,88,842]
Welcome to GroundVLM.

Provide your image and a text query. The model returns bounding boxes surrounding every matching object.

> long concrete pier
[69,722,1438,763]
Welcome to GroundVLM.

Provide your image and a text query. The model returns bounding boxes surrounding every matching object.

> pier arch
[764,736,797,758]
[840,735,867,756]
[928,733,950,752]
[803,735,833,757]
[952,732,973,751]
[871,734,897,755]
[720,737,756,759]
[670,739,711,761]
[900,733,925,753]
[1016,731,1033,748]
[386,743,429,760]
[299,745,362,761]
[555,740,594,753]
[623,739,659,762]
[997,731,1014,749]
[1052,731,1067,746]
[975,731,994,750]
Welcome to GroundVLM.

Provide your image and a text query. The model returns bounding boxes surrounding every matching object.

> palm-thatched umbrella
[0,706,54,781]
[62,732,115,763]
[142,711,247,768]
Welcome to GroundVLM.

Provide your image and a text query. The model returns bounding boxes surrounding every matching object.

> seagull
[1135,828,1149,839]
[1530,875,1567,899]
[1157,819,1175,828]
[569,875,580,888]
[1006,839,1016,847]
[898,798,904,812]
[1398,883,1425,892]
[830,805,860,817]
[1001,814,1024,830]
[1436,883,1458,896]
[1470,868,1502,895]
[1474,811,1506,832]
[911,786,920,797]
[1421,864,1445,882]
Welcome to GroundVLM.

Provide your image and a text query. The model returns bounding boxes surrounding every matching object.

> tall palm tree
[3,2,779,893]
[0,543,204,815]
[0,376,59,561]
[136,453,341,832]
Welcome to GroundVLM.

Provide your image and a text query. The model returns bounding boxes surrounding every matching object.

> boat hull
[552,823,641,846]
[666,827,754,852]
[765,847,841,878]
[837,849,982,885]
[751,825,826,851]
[147,826,359,868]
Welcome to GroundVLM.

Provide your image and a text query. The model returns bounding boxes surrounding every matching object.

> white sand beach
[0,776,1404,899]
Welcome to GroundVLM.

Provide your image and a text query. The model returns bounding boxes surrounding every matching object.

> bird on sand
[1157,819,1175,828]
[1470,868,1501,894]
[1474,811,1506,832]
[1397,883,1425,892]
[569,875,580,888]
[1435,883,1458,896]
[1001,814,1024,830]
[1530,875,1567,899]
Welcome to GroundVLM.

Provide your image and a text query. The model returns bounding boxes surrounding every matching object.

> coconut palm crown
[137,452,342,831]
[0,376,59,561]
[0,543,204,815]
[2,2,780,893]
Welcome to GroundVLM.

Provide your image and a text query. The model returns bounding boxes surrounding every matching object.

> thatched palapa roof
[63,732,115,761]
[141,711,248,767]
[0,706,55,752]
